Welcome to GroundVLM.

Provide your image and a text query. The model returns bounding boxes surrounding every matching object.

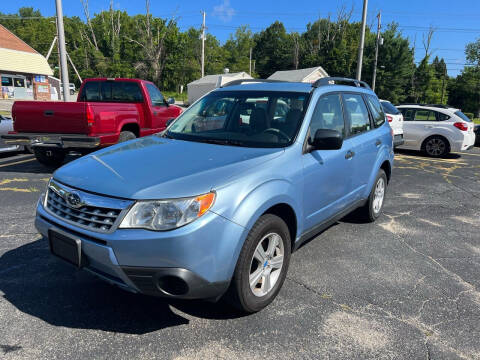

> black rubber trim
[39,214,107,246]
[295,198,366,251]
[121,266,230,300]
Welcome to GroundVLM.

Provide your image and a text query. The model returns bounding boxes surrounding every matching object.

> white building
[267,66,328,83]
[187,72,252,105]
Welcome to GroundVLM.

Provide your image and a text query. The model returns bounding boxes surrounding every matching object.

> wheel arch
[262,203,297,253]
[119,122,140,137]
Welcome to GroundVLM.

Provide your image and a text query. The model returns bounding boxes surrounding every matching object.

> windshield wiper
[161,131,174,139]
[194,138,246,147]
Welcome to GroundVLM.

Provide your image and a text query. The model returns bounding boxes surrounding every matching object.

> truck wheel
[33,148,66,167]
[227,214,291,313]
[118,131,136,143]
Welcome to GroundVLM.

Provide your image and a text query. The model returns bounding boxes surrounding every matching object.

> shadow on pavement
[394,148,462,159]
[0,238,244,334]
[0,155,80,175]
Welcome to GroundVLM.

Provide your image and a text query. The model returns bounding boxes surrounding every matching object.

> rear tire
[118,131,136,143]
[227,214,291,313]
[33,148,65,167]
[422,135,449,157]
[358,169,387,223]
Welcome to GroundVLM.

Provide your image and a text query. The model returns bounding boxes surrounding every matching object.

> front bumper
[35,200,246,300]
[2,133,101,149]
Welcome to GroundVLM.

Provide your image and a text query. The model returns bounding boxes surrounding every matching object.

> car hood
[54,135,284,199]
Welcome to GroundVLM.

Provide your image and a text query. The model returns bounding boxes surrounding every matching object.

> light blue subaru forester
[36,77,394,313]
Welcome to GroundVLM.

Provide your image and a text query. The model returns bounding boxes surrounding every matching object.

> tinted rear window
[80,81,143,102]
[380,101,400,115]
[454,111,472,122]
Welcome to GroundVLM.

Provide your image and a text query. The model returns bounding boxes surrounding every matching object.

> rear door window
[342,94,371,136]
[80,81,143,102]
[414,110,436,121]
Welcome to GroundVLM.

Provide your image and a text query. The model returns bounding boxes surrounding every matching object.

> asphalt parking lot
[1,148,480,360]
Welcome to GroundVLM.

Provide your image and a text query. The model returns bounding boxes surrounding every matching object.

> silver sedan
[0,115,24,153]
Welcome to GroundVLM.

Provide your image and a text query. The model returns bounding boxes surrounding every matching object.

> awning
[0,47,53,76]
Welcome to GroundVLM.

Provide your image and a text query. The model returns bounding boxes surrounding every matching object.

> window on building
[1,76,13,86]
[14,78,25,88]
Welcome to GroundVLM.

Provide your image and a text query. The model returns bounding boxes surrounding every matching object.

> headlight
[119,192,215,231]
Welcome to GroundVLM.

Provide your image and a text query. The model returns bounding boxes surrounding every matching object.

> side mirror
[166,118,175,127]
[309,129,343,151]
[167,97,175,105]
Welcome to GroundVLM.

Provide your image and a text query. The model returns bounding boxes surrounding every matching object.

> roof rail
[220,79,285,88]
[423,104,452,109]
[312,77,371,89]
[396,103,453,109]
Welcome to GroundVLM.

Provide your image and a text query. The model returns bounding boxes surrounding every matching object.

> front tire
[33,148,65,167]
[228,214,291,313]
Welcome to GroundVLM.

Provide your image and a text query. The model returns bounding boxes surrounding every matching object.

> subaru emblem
[66,192,82,208]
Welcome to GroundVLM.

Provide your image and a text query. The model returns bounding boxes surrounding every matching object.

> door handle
[44,110,54,116]
[154,111,158,116]
[375,139,381,146]
[345,150,355,159]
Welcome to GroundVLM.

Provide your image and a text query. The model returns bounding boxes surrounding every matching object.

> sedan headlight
[119,192,215,231]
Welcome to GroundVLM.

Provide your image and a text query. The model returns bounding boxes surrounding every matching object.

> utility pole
[55,0,70,101]
[441,66,446,104]
[356,0,368,80]
[201,11,206,78]
[372,11,381,91]
[249,47,252,75]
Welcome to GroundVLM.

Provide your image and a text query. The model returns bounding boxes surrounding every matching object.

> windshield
[454,110,472,122]
[380,101,400,115]
[166,91,310,148]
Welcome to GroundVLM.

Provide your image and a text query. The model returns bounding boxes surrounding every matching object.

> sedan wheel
[425,137,447,157]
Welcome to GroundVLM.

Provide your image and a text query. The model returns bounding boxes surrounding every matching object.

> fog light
[157,276,189,296]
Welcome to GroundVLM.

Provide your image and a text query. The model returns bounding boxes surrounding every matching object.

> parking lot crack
[395,235,479,295]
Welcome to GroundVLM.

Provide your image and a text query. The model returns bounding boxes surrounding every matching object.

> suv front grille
[45,180,133,233]
[46,191,120,231]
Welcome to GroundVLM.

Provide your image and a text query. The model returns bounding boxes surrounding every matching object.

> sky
[2,0,480,77]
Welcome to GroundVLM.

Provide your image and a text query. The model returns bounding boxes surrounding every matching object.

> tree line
[1,5,479,116]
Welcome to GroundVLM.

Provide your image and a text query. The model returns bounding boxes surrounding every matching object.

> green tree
[253,21,292,78]
[224,26,254,74]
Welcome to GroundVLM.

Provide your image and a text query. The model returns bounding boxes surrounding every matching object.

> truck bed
[12,101,88,134]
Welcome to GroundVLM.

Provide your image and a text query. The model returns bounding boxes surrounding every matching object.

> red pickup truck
[3,78,182,166]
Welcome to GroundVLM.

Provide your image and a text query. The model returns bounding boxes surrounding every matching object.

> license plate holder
[48,229,83,268]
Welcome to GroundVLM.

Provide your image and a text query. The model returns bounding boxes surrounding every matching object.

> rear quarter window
[366,95,386,127]
[381,101,400,115]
